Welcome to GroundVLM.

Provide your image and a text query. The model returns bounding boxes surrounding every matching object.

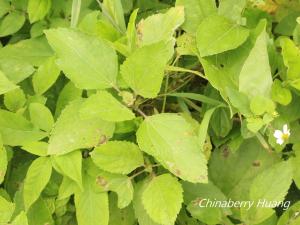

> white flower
[273,124,290,145]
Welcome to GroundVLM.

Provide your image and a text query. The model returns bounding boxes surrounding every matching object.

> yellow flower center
[282,133,289,141]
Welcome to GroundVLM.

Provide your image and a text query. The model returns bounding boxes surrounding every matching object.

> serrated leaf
[23,157,52,210]
[27,0,51,23]
[91,141,144,174]
[0,109,47,146]
[142,174,183,225]
[52,150,82,189]
[196,14,249,57]
[45,28,118,90]
[75,173,109,225]
[0,11,25,37]
[48,99,115,155]
[0,195,15,223]
[80,91,135,122]
[137,7,184,46]
[239,21,272,99]
[133,181,160,225]
[137,113,208,183]
[0,70,18,95]
[175,0,216,34]
[121,41,174,98]
[29,103,54,132]
[32,56,60,95]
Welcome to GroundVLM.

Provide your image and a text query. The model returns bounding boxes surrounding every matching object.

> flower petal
[276,138,284,145]
[283,124,288,134]
[274,130,283,139]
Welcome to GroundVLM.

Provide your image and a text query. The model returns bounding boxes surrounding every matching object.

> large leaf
[91,141,144,174]
[121,41,173,98]
[80,91,135,122]
[75,172,109,225]
[241,161,293,224]
[0,109,46,146]
[137,113,208,183]
[52,150,82,189]
[137,7,184,46]
[142,174,183,225]
[175,0,216,34]
[23,157,52,210]
[45,28,118,90]
[239,21,272,99]
[27,0,51,23]
[48,99,115,155]
[0,70,18,95]
[196,14,249,57]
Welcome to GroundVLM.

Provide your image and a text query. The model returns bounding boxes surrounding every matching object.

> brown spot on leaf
[96,176,109,190]
[222,146,230,158]
[252,160,261,167]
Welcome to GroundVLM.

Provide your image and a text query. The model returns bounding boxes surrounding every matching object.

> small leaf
[121,41,174,98]
[48,99,115,155]
[91,141,144,174]
[196,14,249,57]
[250,95,275,116]
[142,174,183,225]
[52,150,82,189]
[32,56,61,95]
[27,0,51,23]
[4,88,26,112]
[137,113,208,183]
[137,7,184,46]
[0,11,25,37]
[29,103,54,132]
[271,79,292,106]
[0,70,18,95]
[45,28,118,90]
[23,157,52,210]
[80,91,135,122]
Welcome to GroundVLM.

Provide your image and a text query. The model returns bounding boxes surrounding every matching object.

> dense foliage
[1,0,300,224]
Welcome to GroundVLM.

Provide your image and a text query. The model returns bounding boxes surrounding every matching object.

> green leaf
[80,91,135,122]
[32,56,60,95]
[52,150,82,189]
[121,41,173,98]
[45,28,118,90]
[142,174,183,225]
[175,0,216,34]
[277,201,300,225]
[0,11,25,37]
[196,14,249,57]
[166,92,225,106]
[271,79,292,106]
[137,113,208,183]
[133,180,160,225]
[23,157,52,210]
[4,88,26,112]
[58,176,81,200]
[137,7,184,46]
[21,141,48,156]
[71,0,81,28]
[218,0,246,22]
[11,211,28,225]
[0,70,18,95]
[29,103,54,132]
[75,173,109,225]
[48,99,115,155]
[0,195,15,223]
[281,38,300,90]
[250,95,275,116]
[27,0,51,23]
[91,141,144,174]
[0,109,47,146]
[226,87,252,116]
[0,0,10,19]
[0,140,7,184]
[26,197,54,225]
[102,0,126,33]
[242,161,293,224]
[239,21,272,99]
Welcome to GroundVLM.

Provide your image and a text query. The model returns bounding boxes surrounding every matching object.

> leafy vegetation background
[0,0,300,224]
